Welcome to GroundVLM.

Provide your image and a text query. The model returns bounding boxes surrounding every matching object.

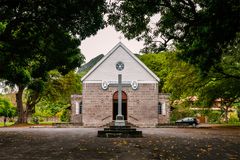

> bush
[31,116,39,124]
[206,111,222,123]
[60,109,70,122]
[228,112,239,124]
[170,105,195,122]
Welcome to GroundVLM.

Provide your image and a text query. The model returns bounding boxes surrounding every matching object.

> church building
[71,42,170,127]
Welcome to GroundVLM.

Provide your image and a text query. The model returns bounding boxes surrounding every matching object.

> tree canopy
[140,51,201,99]
[108,0,240,73]
[0,0,107,123]
[140,42,240,122]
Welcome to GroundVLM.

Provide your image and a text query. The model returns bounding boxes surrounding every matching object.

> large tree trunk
[16,85,27,124]
[3,117,7,126]
[26,103,35,121]
[26,91,41,119]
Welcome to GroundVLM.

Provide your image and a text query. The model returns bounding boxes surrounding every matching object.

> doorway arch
[113,91,127,120]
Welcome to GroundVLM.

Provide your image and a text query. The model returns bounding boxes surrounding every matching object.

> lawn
[0,122,15,127]
[0,121,55,127]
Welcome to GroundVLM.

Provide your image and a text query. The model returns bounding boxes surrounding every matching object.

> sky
[80,26,144,62]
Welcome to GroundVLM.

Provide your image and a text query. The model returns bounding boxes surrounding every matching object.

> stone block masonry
[78,83,170,127]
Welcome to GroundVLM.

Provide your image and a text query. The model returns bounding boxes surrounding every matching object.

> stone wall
[81,83,160,127]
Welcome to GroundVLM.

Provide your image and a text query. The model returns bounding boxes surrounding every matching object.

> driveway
[0,127,239,160]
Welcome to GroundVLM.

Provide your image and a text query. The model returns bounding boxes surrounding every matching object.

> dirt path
[0,128,239,160]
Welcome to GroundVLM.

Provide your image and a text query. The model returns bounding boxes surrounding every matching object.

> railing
[129,115,139,121]
[102,115,111,121]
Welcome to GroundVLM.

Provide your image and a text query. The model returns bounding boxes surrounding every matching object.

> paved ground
[0,127,239,160]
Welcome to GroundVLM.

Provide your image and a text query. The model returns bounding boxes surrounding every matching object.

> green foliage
[109,1,240,123]
[60,109,71,122]
[31,115,40,124]
[213,33,240,79]
[43,71,82,103]
[0,122,14,127]
[0,0,106,123]
[228,113,239,124]
[196,36,240,123]
[0,97,16,118]
[205,111,222,123]
[108,0,240,73]
[140,51,201,99]
[170,104,195,122]
[33,71,82,118]
[140,39,240,124]
[140,49,239,123]
[139,52,170,91]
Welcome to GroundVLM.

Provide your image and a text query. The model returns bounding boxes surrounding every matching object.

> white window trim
[162,102,166,115]
[75,101,80,115]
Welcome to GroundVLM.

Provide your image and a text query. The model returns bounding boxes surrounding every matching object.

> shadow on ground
[0,128,239,160]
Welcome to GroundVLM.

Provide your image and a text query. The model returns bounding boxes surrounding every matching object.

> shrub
[206,111,222,123]
[228,112,239,124]
[31,115,39,124]
[60,109,70,122]
[170,105,195,122]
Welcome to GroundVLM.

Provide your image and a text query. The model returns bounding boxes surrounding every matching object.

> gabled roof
[81,42,160,82]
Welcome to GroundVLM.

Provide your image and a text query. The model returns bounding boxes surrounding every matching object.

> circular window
[116,61,124,71]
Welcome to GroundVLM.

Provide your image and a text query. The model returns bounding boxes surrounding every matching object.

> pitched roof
[81,42,160,82]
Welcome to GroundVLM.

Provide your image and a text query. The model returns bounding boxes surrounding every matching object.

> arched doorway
[113,91,127,120]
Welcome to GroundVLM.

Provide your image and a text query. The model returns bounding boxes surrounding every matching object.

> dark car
[175,117,199,126]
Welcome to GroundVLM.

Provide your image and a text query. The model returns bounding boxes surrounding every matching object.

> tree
[197,77,240,123]
[42,70,82,103]
[140,37,240,123]
[33,71,82,119]
[0,97,16,126]
[196,35,240,122]
[213,33,240,80]
[0,0,106,123]
[108,0,240,73]
[139,51,201,99]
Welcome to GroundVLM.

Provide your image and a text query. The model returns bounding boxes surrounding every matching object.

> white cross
[101,74,138,126]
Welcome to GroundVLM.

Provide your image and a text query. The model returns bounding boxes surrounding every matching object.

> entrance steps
[101,121,138,128]
[97,125,142,138]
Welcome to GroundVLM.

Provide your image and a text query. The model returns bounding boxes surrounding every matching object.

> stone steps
[52,123,83,128]
[97,125,142,138]
[101,121,139,128]
[104,128,136,131]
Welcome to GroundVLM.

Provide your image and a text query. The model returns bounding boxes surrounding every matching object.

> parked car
[175,117,199,126]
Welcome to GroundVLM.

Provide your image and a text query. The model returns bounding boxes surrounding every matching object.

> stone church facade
[71,42,170,127]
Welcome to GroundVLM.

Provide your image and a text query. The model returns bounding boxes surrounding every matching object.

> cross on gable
[118,36,122,41]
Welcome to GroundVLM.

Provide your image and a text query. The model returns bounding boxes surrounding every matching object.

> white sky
[80,26,144,62]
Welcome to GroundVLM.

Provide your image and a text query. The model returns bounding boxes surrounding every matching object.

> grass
[39,121,55,125]
[28,121,55,125]
[0,122,15,127]
[0,121,55,127]
[220,122,240,126]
